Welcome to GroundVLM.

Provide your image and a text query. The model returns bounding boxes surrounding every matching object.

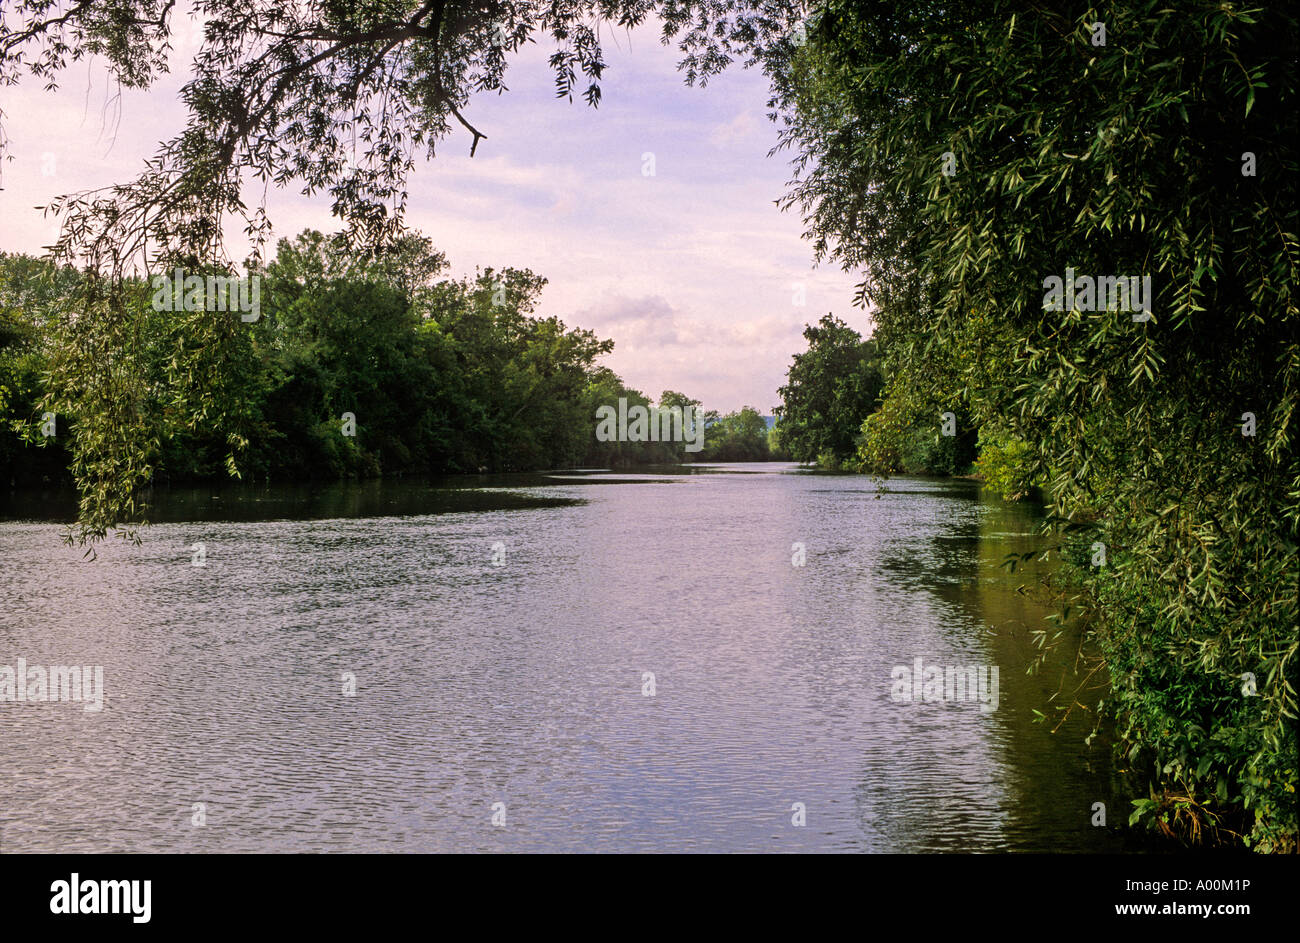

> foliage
[766,421,791,460]
[701,405,770,461]
[973,426,1040,500]
[0,236,743,504]
[775,313,884,464]
[0,253,73,484]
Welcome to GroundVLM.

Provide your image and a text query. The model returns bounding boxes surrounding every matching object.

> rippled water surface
[0,464,1139,852]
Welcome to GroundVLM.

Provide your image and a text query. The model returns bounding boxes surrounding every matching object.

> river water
[0,463,1144,852]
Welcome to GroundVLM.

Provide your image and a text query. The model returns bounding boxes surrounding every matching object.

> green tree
[0,253,75,484]
[775,313,884,465]
[701,406,770,462]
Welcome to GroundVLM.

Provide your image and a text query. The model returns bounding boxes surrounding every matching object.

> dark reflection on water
[0,463,1146,852]
[0,476,590,524]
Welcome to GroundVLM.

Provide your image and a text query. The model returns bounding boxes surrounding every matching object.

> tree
[701,405,769,461]
[775,313,883,466]
[0,252,75,484]
[2,230,663,486]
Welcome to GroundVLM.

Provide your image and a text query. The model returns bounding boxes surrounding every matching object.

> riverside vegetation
[0,234,779,494]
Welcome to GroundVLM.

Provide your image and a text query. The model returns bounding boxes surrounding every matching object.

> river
[0,463,1147,852]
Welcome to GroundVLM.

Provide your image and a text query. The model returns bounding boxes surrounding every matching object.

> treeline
[769,2,1297,851]
[0,232,774,488]
[774,313,989,480]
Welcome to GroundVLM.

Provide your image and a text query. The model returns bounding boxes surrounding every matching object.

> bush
[974,428,1040,499]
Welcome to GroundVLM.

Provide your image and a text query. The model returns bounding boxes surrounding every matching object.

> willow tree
[774,0,1298,849]
[0,0,814,542]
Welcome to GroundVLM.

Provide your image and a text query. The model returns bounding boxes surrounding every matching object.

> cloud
[710,109,760,149]
[575,294,688,349]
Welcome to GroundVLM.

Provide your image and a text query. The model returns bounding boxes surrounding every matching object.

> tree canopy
[774,313,882,467]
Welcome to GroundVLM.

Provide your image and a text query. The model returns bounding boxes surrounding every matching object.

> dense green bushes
[972,428,1041,500]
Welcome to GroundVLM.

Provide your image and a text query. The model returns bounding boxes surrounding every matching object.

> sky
[0,10,868,414]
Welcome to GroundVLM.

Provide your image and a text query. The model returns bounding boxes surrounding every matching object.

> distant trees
[774,314,883,468]
[0,233,778,491]
[581,371,669,467]
[701,405,770,462]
